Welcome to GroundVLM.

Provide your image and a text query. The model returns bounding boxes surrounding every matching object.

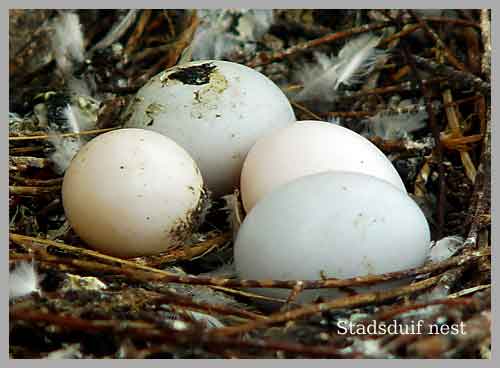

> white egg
[124,60,296,196]
[241,120,406,212]
[62,128,204,258]
[234,171,430,303]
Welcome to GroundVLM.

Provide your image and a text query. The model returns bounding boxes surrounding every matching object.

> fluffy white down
[9,261,40,299]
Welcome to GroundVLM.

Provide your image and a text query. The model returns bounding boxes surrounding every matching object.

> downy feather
[293,33,386,102]
[367,110,428,140]
[294,52,339,102]
[192,10,237,60]
[48,105,83,174]
[192,9,273,60]
[51,12,85,76]
[9,261,40,299]
[334,33,385,89]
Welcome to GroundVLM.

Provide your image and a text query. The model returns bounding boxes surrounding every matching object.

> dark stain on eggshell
[120,96,144,126]
[144,102,165,127]
[168,63,217,85]
[167,186,209,247]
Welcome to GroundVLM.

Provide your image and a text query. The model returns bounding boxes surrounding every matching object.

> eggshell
[62,128,204,258]
[241,120,406,212]
[234,171,430,303]
[124,60,296,196]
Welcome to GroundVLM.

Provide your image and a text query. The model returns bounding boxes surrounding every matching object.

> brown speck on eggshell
[62,128,204,258]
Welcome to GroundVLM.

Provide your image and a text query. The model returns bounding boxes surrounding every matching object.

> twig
[9,185,61,196]
[89,10,139,54]
[379,24,420,47]
[448,284,490,299]
[440,134,483,149]
[10,307,351,357]
[338,77,446,100]
[381,289,489,357]
[419,16,480,29]
[480,9,491,80]
[281,281,305,311]
[273,17,333,38]
[8,233,284,304]
[368,297,476,322]
[366,290,489,354]
[441,95,483,110]
[325,111,373,119]
[130,11,199,86]
[9,128,117,141]
[145,289,267,321]
[128,43,173,65]
[400,36,446,239]
[464,116,491,247]
[9,156,49,171]
[461,25,481,74]
[9,233,489,290]
[124,9,152,57]
[9,146,45,155]
[412,55,490,96]
[129,232,231,267]
[9,233,178,275]
[163,10,177,39]
[291,101,323,120]
[407,311,491,358]
[442,89,477,182]
[9,176,63,187]
[427,121,490,296]
[208,276,441,337]
[408,10,468,72]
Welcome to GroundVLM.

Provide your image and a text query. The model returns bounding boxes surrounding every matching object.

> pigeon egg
[124,60,296,196]
[241,120,406,212]
[234,171,430,303]
[62,128,204,258]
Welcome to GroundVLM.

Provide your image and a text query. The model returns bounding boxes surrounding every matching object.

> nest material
[9,9,490,358]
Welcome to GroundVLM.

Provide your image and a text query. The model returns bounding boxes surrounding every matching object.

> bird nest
[9,9,491,358]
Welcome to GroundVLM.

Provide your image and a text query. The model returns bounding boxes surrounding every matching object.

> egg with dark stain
[124,60,296,197]
[62,128,204,258]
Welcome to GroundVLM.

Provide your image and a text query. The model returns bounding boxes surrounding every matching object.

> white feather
[428,236,465,263]
[46,344,82,359]
[191,10,238,60]
[51,12,85,76]
[192,9,273,60]
[334,33,385,89]
[67,77,92,100]
[48,105,83,174]
[9,261,41,299]
[293,34,386,102]
[221,190,244,238]
[367,110,428,140]
[236,10,274,40]
[294,52,339,102]
[188,311,225,329]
